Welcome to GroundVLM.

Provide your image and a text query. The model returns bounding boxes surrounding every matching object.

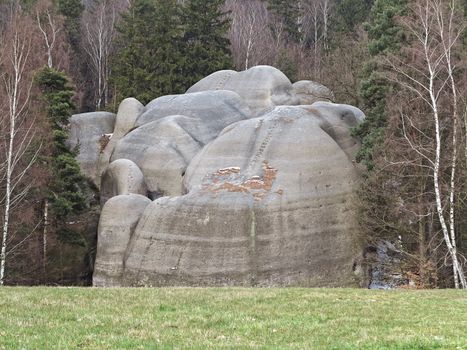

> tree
[81,0,121,109]
[181,0,232,86]
[111,0,185,105]
[268,0,300,42]
[356,0,467,289]
[36,0,61,69]
[225,0,272,70]
[387,0,466,288]
[57,0,83,51]
[35,67,88,231]
[354,0,407,170]
[0,5,42,285]
[333,0,374,34]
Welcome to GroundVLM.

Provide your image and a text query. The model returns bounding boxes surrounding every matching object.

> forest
[0,0,466,289]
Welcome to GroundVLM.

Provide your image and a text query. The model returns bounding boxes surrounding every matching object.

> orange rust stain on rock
[99,133,112,153]
[203,161,278,201]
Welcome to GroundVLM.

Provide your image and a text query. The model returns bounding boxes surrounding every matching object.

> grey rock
[302,102,365,160]
[112,91,251,196]
[293,80,335,104]
[91,66,366,288]
[93,194,152,287]
[100,159,147,206]
[68,112,116,186]
[187,65,300,116]
[136,90,251,128]
[114,97,145,136]
[117,106,363,287]
[98,98,144,188]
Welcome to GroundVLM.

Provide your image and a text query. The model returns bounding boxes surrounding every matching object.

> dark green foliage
[111,0,186,105]
[57,0,84,50]
[35,67,88,223]
[111,0,232,105]
[181,0,232,88]
[365,0,407,55]
[276,50,298,83]
[267,0,300,42]
[333,0,375,34]
[354,0,407,170]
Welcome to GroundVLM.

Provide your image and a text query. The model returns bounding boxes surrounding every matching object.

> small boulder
[100,159,147,205]
[93,194,152,287]
[98,98,144,188]
[68,112,116,186]
[293,80,335,104]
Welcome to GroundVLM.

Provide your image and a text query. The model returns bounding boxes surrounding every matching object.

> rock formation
[70,65,366,287]
[68,111,116,186]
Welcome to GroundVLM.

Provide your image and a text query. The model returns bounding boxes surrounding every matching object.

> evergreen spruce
[353,0,407,170]
[333,0,375,34]
[35,67,88,228]
[57,0,84,50]
[181,0,232,88]
[267,0,300,42]
[111,0,185,105]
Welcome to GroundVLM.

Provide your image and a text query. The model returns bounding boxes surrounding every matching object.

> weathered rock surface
[68,112,116,186]
[100,159,147,206]
[97,98,144,188]
[306,102,364,160]
[93,194,152,287]
[89,65,366,288]
[117,106,361,287]
[111,90,251,197]
[293,80,335,104]
[187,66,300,116]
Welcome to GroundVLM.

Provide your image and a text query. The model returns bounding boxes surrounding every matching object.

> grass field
[0,288,466,349]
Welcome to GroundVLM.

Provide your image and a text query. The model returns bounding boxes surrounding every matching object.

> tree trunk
[43,199,48,278]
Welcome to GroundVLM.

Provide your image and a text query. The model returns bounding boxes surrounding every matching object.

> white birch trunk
[0,18,39,285]
[37,9,59,69]
[43,199,48,275]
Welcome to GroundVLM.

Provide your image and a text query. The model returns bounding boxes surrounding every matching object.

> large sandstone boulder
[95,106,364,287]
[187,66,300,116]
[111,90,251,197]
[90,65,366,288]
[68,112,116,186]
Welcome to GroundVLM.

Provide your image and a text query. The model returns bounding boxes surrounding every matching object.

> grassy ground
[0,288,466,349]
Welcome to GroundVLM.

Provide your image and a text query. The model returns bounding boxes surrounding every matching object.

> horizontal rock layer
[69,66,367,287]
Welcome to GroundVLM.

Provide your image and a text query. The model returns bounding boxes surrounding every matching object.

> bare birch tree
[225,0,272,70]
[81,0,120,110]
[0,8,41,285]
[320,0,331,51]
[388,0,466,288]
[36,3,60,68]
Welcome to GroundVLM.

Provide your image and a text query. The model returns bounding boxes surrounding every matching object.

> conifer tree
[35,67,88,230]
[181,0,232,88]
[353,0,407,170]
[333,0,375,34]
[57,0,83,50]
[111,0,185,105]
[267,0,300,42]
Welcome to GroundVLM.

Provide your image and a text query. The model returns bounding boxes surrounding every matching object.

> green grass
[0,288,466,349]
